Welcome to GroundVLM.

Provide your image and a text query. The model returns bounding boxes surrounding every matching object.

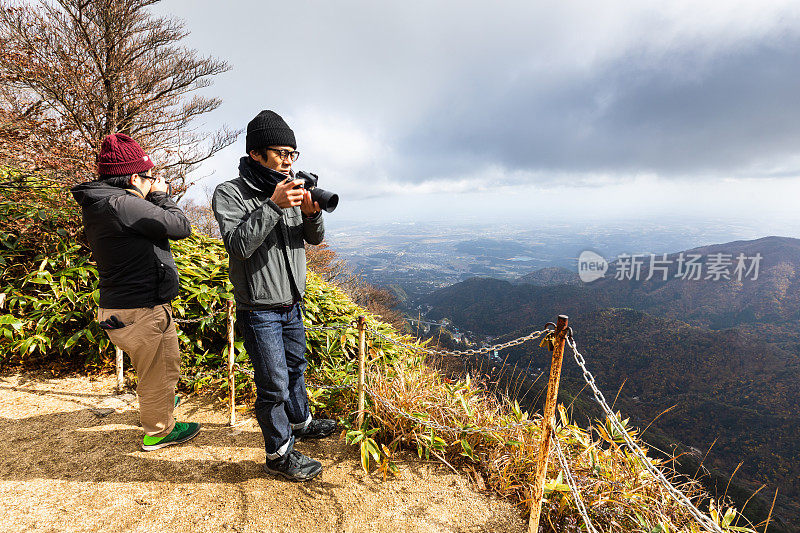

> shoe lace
[286,450,304,467]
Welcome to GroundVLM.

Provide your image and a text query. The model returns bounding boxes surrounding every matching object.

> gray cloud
[400,35,800,182]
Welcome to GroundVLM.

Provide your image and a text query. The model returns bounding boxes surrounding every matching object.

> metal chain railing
[306,322,354,332]
[175,310,352,331]
[169,306,724,533]
[170,307,726,532]
[226,360,538,435]
[168,293,354,328]
[226,316,352,393]
[231,362,354,391]
[231,363,253,377]
[551,424,599,533]
[367,324,549,357]
[174,310,225,324]
[567,336,724,533]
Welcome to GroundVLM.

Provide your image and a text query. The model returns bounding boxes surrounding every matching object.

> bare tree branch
[0,0,239,191]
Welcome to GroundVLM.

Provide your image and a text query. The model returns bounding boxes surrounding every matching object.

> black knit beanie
[245,110,296,153]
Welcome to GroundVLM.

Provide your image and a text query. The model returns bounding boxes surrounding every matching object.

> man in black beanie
[212,110,335,481]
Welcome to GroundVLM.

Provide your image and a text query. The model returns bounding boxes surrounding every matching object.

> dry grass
[360,353,758,533]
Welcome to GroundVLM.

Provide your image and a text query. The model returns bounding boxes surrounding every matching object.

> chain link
[310,382,355,391]
[231,363,353,391]
[171,295,354,330]
[551,424,600,533]
[232,362,253,377]
[174,310,225,324]
[567,338,724,533]
[227,356,537,434]
[367,325,548,358]
[227,361,538,434]
[305,323,354,332]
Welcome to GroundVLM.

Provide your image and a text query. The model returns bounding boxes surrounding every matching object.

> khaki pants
[98,305,179,438]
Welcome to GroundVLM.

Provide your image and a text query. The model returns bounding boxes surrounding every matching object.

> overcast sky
[155,1,800,228]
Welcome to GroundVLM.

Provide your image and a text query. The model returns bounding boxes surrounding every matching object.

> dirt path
[0,372,526,533]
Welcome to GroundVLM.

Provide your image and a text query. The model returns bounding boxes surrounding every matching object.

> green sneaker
[141,422,201,451]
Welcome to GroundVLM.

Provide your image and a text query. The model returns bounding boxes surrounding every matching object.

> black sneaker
[264,450,322,482]
[294,418,336,440]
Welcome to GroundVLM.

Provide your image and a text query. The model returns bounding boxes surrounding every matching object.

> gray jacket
[212,174,324,310]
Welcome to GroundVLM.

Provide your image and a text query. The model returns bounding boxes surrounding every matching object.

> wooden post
[227,299,236,426]
[115,346,124,392]
[357,315,366,428]
[528,315,569,533]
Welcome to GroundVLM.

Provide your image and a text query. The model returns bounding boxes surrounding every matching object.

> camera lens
[311,188,338,212]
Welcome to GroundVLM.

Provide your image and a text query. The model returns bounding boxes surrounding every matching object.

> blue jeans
[237,303,311,459]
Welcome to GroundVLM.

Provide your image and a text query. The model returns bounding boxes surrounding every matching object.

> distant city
[323,217,789,302]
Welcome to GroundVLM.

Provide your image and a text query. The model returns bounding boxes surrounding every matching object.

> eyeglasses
[268,148,300,162]
[137,168,158,178]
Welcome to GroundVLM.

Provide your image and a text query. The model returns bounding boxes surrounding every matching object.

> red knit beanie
[96,133,155,177]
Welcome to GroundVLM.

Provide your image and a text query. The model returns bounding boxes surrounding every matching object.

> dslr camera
[294,171,338,213]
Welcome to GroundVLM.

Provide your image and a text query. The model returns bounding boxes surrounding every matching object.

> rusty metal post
[115,346,124,392]
[357,315,366,427]
[528,315,569,533]
[227,299,236,426]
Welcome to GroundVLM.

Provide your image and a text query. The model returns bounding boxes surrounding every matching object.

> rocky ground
[0,372,526,533]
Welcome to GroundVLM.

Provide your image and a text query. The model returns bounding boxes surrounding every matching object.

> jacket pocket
[244,246,275,302]
[154,246,180,302]
[285,212,305,253]
[156,262,178,300]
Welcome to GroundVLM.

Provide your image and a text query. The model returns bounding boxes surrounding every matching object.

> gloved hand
[99,315,126,330]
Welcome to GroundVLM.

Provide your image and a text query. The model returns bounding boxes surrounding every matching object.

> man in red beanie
[71,133,200,451]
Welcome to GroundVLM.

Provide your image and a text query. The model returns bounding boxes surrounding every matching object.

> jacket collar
[238,156,293,195]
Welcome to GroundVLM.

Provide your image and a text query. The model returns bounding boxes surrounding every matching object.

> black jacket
[71,181,192,309]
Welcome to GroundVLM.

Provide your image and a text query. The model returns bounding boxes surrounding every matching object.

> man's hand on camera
[270,177,305,209]
[300,189,321,216]
[150,174,169,194]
